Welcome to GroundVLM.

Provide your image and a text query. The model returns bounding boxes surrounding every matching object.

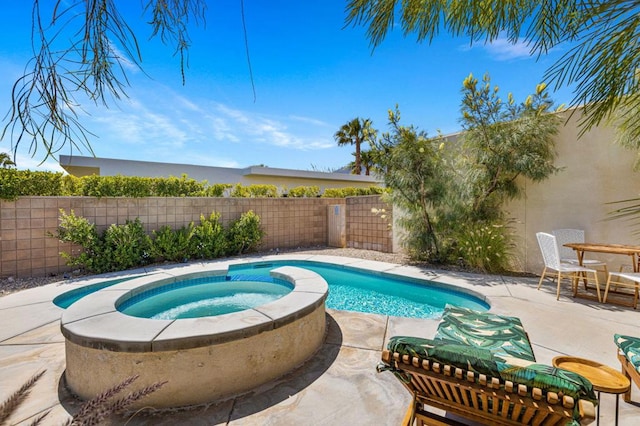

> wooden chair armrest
[578,399,596,425]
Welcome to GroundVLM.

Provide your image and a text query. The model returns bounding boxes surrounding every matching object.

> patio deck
[1,254,639,425]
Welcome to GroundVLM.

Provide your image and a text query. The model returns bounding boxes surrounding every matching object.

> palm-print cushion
[614,334,640,373]
[385,335,598,422]
[386,335,506,378]
[435,304,536,362]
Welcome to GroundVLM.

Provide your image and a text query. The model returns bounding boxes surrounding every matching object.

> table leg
[577,251,590,289]
[597,391,600,426]
[615,393,620,426]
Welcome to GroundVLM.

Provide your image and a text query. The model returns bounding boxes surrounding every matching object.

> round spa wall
[60,266,328,409]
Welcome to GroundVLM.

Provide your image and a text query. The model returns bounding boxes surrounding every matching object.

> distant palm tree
[0,152,15,168]
[334,118,377,175]
[360,149,375,176]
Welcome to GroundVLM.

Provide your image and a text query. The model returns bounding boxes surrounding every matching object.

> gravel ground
[0,247,412,297]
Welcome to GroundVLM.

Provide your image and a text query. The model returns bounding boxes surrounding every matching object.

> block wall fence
[0,195,393,278]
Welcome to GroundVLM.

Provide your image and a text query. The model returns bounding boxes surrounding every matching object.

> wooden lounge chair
[379,306,597,425]
[381,349,596,425]
[614,334,640,402]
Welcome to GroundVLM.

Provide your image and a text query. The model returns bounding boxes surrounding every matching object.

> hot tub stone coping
[60,265,328,352]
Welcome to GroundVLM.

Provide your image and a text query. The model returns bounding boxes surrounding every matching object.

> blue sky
[0,2,574,173]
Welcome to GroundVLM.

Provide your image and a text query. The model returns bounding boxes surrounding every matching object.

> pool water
[53,276,143,309]
[229,261,488,318]
[54,259,489,319]
[118,275,293,319]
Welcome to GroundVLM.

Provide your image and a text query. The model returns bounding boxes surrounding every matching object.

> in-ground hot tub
[60,265,328,408]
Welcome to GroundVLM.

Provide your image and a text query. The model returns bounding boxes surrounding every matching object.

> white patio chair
[536,232,602,301]
[551,228,608,274]
[604,272,640,309]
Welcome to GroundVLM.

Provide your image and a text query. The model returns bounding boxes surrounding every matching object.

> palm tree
[360,149,375,176]
[0,152,15,168]
[334,118,377,175]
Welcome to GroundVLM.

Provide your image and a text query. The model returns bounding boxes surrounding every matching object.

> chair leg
[604,275,613,303]
[402,403,414,426]
[582,270,589,290]
[593,271,601,302]
[556,272,563,300]
[573,273,582,297]
[537,267,548,290]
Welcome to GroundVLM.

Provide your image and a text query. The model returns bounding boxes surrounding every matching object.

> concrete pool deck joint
[60,265,329,408]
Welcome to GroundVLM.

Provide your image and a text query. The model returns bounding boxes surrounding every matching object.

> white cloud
[485,37,532,60]
[206,102,334,150]
[31,81,339,169]
[288,115,332,127]
[13,153,65,173]
[459,36,533,61]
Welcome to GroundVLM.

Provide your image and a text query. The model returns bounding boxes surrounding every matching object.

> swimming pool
[58,256,490,409]
[54,259,488,318]
[118,275,294,319]
[229,260,488,318]
[53,275,144,309]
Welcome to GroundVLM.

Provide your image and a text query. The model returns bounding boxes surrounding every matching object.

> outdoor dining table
[564,243,640,272]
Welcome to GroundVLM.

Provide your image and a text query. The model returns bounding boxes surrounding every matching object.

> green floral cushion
[385,335,506,378]
[383,335,598,423]
[614,334,640,373]
[435,305,536,362]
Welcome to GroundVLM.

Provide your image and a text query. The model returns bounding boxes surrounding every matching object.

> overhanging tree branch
[2,0,206,163]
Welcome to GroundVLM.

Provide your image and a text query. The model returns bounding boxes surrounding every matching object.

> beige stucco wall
[506,109,640,273]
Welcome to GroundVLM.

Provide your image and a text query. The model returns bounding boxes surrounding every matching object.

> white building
[58,155,381,193]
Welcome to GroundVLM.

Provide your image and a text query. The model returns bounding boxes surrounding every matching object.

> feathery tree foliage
[370,75,559,270]
[345,0,640,147]
[3,0,206,162]
[370,106,453,259]
[459,73,561,220]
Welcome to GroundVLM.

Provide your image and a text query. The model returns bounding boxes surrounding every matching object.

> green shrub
[0,169,71,200]
[101,219,151,271]
[321,186,385,197]
[52,211,151,273]
[451,221,515,273]
[230,184,278,198]
[152,175,205,197]
[204,183,232,197]
[0,169,236,199]
[62,174,83,195]
[80,174,116,197]
[150,224,195,262]
[288,186,320,197]
[0,169,387,200]
[0,168,21,200]
[225,210,265,255]
[51,209,101,270]
[191,212,227,259]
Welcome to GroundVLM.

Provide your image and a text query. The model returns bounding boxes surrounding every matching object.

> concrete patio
[1,253,640,425]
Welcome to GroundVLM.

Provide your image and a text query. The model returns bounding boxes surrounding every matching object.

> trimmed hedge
[0,169,383,200]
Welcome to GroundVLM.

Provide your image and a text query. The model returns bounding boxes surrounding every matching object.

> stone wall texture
[0,196,393,278]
